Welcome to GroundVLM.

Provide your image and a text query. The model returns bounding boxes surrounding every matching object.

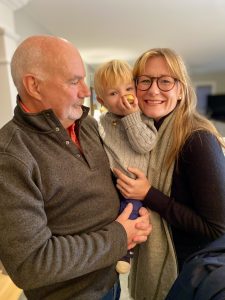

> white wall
[0,2,18,128]
[14,9,50,42]
[0,1,15,29]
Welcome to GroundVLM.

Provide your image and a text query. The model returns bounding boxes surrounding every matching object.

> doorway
[194,82,216,116]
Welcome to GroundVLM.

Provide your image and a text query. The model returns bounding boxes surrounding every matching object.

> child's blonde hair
[94,59,134,99]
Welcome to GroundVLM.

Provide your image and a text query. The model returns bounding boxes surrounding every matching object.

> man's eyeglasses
[135,75,178,92]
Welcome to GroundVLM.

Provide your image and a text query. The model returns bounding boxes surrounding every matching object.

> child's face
[99,81,136,116]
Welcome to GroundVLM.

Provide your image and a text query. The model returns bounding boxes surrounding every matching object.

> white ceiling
[14,0,225,73]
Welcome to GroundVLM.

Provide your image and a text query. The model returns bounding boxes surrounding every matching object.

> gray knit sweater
[0,103,127,300]
[98,111,157,178]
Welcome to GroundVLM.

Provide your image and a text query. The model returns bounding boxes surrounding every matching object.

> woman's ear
[22,74,42,100]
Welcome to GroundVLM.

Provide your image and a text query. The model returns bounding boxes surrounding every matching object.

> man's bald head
[11,35,81,94]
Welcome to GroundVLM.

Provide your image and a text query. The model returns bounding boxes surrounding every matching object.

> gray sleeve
[121,111,157,153]
[0,155,127,290]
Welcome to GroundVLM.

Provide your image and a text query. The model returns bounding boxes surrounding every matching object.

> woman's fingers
[113,168,130,183]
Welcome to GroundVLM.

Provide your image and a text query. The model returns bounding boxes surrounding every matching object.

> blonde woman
[114,48,225,300]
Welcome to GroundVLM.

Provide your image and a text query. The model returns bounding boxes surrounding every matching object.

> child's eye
[127,86,134,91]
[109,91,117,96]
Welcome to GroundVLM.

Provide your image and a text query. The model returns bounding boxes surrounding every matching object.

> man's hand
[116,203,152,250]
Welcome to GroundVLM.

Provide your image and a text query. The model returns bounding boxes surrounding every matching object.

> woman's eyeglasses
[135,75,178,92]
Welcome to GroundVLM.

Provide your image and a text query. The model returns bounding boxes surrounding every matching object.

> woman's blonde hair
[94,59,133,99]
[133,48,224,166]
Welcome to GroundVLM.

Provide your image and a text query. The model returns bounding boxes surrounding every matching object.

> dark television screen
[207,94,225,121]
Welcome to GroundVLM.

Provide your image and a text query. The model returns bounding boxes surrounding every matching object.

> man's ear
[96,96,104,105]
[22,74,42,100]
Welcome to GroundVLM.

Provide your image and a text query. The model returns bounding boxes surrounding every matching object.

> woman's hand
[113,167,151,200]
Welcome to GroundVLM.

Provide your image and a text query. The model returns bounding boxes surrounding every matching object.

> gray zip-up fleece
[0,102,127,300]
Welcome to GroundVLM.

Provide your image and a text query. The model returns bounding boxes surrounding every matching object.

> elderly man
[0,35,151,300]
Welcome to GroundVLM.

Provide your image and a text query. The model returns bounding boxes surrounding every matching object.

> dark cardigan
[144,127,225,270]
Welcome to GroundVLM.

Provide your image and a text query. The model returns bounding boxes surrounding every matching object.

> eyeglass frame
[135,75,179,92]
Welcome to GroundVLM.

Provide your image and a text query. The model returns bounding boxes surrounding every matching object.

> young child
[94,59,157,274]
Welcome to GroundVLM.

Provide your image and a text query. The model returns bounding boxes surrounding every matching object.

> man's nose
[79,81,91,97]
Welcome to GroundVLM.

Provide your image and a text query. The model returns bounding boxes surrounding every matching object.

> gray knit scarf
[129,111,178,300]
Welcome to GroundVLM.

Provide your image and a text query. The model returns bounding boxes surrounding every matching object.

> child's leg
[119,198,142,219]
[116,198,143,274]
[127,199,142,220]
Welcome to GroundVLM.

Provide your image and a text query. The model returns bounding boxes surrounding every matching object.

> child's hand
[121,94,139,115]
[124,94,135,104]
